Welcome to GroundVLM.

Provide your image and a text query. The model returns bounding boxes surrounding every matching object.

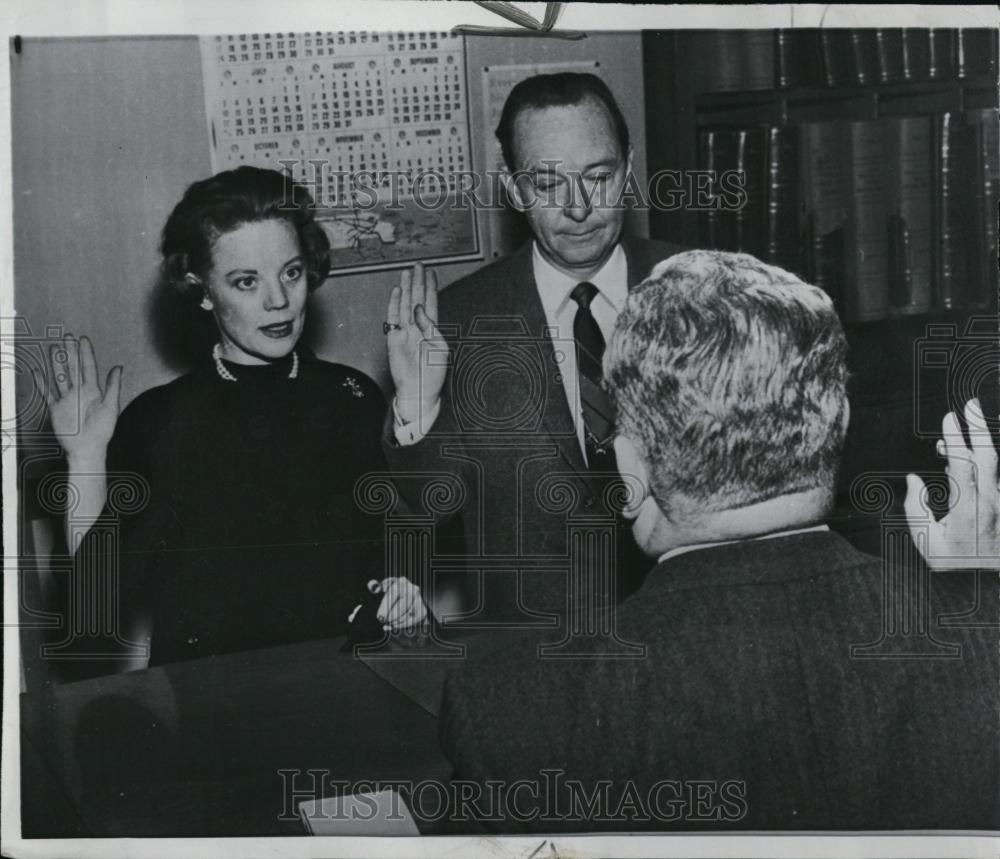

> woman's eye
[233,276,256,290]
[282,265,304,282]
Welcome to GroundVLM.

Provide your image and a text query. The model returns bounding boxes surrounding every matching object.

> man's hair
[495,72,630,170]
[605,250,849,518]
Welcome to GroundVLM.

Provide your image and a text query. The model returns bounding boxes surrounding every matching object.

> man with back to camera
[437,250,999,832]
[382,72,684,625]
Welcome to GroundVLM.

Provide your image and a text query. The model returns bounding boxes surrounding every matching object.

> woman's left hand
[371,576,429,631]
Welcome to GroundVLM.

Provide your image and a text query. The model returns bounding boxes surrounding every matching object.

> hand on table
[386,263,448,425]
[904,398,999,570]
[348,577,429,632]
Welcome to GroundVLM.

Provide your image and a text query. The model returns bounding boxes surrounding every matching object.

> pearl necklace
[212,342,299,382]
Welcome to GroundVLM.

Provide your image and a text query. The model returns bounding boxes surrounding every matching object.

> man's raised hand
[386,262,449,425]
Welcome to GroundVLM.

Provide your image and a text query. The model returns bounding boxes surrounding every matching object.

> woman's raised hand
[386,262,449,425]
[35,335,122,464]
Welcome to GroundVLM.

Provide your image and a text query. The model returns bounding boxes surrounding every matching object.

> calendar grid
[201,31,481,273]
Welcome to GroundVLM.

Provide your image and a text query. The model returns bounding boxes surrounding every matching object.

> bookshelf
[642,29,999,552]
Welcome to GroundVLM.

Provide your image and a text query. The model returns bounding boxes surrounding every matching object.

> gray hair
[605,250,848,518]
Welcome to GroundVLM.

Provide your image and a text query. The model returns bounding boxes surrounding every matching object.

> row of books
[697,108,998,321]
[687,29,998,94]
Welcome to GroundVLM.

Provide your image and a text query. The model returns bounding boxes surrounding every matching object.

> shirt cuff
[392,397,441,446]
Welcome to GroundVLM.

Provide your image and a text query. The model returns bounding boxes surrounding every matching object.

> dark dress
[99,350,389,666]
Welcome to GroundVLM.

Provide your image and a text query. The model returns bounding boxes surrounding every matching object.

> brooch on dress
[342,376,365,398]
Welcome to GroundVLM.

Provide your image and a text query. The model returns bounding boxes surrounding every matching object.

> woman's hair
[605,250,849,519]
[160,166,331,300]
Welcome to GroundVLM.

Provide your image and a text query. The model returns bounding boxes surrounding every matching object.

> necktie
[570,282,617,471]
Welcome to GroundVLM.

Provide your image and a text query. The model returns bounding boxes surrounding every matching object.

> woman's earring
[185,273,211,310]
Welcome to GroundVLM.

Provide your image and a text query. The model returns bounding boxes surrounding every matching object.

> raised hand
[34,335,122,465]
[904,399,999,570]
[386,262,449,426]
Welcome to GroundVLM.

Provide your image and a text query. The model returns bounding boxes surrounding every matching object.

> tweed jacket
[440,530,999,832]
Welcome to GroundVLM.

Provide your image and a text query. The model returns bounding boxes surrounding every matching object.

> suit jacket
[440,531,999,832]
[384,237,683,620]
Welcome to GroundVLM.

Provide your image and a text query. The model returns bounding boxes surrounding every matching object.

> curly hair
[605,250,849,518]
[159,166,331,300]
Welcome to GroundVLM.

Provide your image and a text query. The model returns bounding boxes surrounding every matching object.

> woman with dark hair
[40,166,424,667]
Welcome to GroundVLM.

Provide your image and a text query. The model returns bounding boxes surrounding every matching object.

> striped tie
[570,282,617,472]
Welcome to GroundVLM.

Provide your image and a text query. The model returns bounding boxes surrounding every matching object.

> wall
[12,31,647,408]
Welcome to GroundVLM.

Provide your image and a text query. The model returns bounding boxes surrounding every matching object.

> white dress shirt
[394,241,628,457]
[531,242,628,459]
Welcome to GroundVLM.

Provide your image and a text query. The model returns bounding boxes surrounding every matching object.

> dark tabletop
[20,633,473,838]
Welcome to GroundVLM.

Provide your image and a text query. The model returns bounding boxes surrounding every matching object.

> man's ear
[614,434,650,519]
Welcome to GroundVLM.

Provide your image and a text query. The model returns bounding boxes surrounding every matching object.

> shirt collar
[657,524,831,565]
[531,242,628,321]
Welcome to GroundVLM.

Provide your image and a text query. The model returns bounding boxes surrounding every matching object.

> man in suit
[438,250,999,832]
[384,73,682,625]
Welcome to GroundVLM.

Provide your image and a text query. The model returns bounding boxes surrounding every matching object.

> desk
[21,634,470,837]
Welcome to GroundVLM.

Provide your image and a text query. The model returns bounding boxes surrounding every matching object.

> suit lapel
[622,235,650,292]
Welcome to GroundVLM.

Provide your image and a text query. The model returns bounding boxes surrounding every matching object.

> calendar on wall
[200,31,481,274]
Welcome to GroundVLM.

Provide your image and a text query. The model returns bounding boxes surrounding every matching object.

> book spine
[845,120,890,322]
[734,128,768,259]
[928,28,955,80]
[818,30,852,88]
[876,28,905,85]
[765,125,802,274]
[886,116,934,315]
[775,28,818,89]
[934,112,969,309]
[800,120,847,312]
[698,129,738,251]
[957,28,998,80]
[744,30,777,91]
[849,30,879,86]
[689,31,775,93]
[901,29,930,82]
[967,107,999,309]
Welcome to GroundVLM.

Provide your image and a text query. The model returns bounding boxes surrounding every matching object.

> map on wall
[200,31,481,274]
